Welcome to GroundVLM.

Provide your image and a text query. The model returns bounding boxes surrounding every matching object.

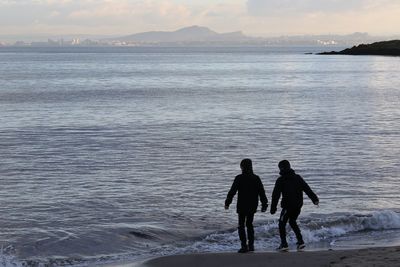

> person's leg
[288,208,303,244]
[278,209,289,247]
[238,213,247,248]
[246,213,255,250]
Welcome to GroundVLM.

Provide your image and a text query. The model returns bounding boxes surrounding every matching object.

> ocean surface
[0,46,400,266]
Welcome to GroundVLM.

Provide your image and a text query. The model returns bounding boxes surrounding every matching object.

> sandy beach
[110,246,400,267]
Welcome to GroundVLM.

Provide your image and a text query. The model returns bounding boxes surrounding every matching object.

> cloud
[0,0,399,36]
[242,0,400,36]
[246,0,391,16]
[67,1,191,21]
[0,0,194,33]
[0,0,246,35]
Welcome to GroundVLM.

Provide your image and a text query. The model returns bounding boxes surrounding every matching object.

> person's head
[240,158,253,174]
[278,160,291,172]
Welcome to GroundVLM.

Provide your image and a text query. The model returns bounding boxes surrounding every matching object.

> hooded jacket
[225,172,268,214]
[271,169,318,210]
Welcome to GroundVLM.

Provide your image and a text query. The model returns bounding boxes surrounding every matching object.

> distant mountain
[111,26,393,46]
[319,40,400,56]
[110,26,255,43]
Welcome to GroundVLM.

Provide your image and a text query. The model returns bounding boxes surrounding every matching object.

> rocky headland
[319,40,400,56]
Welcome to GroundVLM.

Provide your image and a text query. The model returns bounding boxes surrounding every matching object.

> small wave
[362,210,400,230]
[0,246,24,267]
[169,210,400,254]
[3,210,400,267]
[299,210,400,243]
[129,231,154,239]
[116,224,184,242]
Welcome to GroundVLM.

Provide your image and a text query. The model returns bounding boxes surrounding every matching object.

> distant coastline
[1,26,399,48]
[318,40,400,56]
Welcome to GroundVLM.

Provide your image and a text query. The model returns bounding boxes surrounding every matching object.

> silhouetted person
[270,160,319,251]
[225,159,268,253]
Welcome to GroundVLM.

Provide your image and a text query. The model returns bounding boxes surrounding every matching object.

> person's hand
[270,207,276,215]
[313,200,319,206]
[224,205,229,210]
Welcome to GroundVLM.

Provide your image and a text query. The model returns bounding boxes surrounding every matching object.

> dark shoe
[276,244,289,252]
[248,244,254,252]
[297,241,305,251]
[238,246,249,253]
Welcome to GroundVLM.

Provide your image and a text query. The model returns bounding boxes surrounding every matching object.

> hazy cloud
[242,0,400,36]
[246,0,390,16]
[0,0,399,36]
[0,0,193,33]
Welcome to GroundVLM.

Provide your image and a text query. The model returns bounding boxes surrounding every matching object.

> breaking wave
[171,210,400,253]
[2,210,400,267]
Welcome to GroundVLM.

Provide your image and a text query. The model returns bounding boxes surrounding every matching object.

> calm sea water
[1,46,400,266]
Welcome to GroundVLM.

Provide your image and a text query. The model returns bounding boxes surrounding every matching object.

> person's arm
[257,177,268,212]
[225,176,239,209]
[300,175,319,205]
[270,178,282,214]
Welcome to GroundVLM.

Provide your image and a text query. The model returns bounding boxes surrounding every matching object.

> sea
[0,46,400,266]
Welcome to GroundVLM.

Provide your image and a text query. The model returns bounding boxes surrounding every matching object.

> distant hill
[319,40,400,56]
[109,25,256,43]
[108,27,397,46]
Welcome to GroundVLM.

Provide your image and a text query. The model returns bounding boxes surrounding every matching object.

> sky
[0,0,400,37]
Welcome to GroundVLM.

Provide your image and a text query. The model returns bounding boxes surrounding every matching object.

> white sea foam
[0,246,23,267]
[362,210,400,230]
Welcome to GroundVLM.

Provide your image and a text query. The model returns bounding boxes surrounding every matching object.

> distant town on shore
[1,26,399,48]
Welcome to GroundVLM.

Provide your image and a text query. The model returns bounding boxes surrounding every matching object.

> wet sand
[110,246,400,267]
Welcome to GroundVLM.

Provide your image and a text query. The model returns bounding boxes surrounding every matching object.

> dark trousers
[279,208,303,245]
[238,213,255,247]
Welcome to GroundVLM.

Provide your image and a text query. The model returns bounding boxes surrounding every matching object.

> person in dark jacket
[225,158,268,253]
[270,160,319,251]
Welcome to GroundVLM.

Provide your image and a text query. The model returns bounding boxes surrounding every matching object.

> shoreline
[106,246,400,267]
